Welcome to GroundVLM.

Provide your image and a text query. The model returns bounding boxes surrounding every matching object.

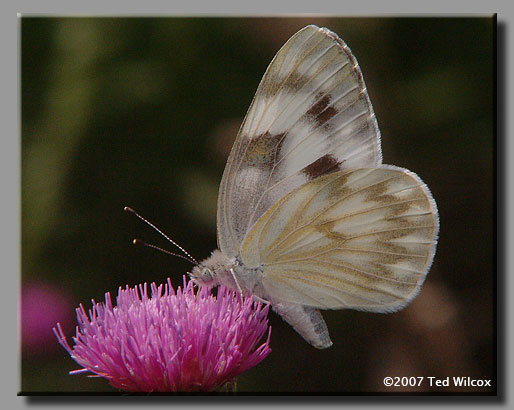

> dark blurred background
[21,17,494,393]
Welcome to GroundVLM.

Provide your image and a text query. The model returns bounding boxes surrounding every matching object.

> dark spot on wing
[306,94,330,116]
[244,132,287,169]
[303,154,341,179]
[306,94,338,128]
[261,68,312,98]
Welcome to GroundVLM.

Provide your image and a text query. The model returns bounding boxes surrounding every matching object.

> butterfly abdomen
[271,302,333,349]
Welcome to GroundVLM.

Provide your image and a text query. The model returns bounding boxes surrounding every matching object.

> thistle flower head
[54,277,271,392]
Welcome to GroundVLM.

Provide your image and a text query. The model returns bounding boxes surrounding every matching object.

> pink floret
[54,277,271,392]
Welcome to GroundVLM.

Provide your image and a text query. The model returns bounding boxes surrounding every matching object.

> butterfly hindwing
[217,25,382,257]
[240,167,439,312]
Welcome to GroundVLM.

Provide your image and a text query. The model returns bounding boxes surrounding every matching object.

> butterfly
[190,25,439,349]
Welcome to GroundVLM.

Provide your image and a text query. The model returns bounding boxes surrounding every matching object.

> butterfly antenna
[132,239,196,264]
[124,206,198,265]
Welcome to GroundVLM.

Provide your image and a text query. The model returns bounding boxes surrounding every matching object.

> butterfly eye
[201,268,214,281]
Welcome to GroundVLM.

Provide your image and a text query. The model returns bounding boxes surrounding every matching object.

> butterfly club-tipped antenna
[124,206,198,265]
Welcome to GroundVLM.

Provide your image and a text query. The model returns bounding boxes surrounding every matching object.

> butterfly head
[190,265,216,285]
[189,249,235,287]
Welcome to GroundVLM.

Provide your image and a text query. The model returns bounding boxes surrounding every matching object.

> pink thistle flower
[53,277,271,392]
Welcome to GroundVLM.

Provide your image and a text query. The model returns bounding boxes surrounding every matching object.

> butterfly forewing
[217,25,382,257]
[240,167,439,311]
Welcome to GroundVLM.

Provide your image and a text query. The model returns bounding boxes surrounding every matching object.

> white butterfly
[190,25,439,349]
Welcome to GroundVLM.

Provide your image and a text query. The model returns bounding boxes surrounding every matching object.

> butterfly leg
[229,267,244,297]
[252,295,270,304]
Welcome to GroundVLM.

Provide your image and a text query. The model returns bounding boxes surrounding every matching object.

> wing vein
[271,271,394,304]
[311,172,408,223]
[318,197,429,225]
[270,276,335,308]
[312,259,419,285]
[257,171,351,257]
[265,170,404,256]
[345,224,436,241]
[264,246,427,264]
